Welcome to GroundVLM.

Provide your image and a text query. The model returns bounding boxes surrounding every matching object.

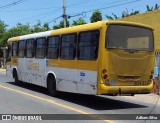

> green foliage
[0,20,8,55]
[146,4,160,12]
[0,20,8,45]
[43,23,50,31]
[0,20,8,35]
[106,9,139,20]
[72,17,86,26]
[146,5,152,12]
[0,21,51,49]
[53,20,70,29]
[106,4,159,20]
[31,21,50,33]
[0,23,31,47]
[106,13,119,20]
[122,9,140,18]
[32,21,42,33]
[90,10,102,23]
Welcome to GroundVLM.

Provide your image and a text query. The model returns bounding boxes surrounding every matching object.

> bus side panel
[6,58,19,80]
[46,67,97,95]
[6,65,13,79]
[24,58,46,86]
[18,58,26,82]
[76,70,97,95]
[47,67,77,93]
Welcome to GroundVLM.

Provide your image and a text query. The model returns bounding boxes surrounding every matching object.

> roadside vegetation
[0,4,159,57]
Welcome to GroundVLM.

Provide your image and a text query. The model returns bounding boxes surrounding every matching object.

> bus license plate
[125,76,134,81]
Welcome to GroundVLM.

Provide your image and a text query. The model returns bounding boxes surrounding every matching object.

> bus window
[35,37,46,58]
[127,37,149,49]
[26,39,35,58]
[61,34,76,60]
[78,30,99,60]
[12,41,18,57]
[6,45,11,62]
[47,36,59,59]
[106,25,154,51]
[18,40,25,58]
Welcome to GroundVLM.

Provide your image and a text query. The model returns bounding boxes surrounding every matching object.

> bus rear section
[98,23,154,95]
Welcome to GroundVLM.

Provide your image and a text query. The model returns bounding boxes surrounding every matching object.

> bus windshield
[106,24,154,51]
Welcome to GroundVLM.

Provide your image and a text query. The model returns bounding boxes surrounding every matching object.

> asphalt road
[0,70,159,123]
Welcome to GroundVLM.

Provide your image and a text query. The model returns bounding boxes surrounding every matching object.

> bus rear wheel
[47,75,58,97]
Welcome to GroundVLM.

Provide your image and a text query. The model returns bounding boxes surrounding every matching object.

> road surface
[0,69,159,123]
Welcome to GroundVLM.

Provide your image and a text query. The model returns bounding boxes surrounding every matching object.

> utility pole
[63,0,67,28]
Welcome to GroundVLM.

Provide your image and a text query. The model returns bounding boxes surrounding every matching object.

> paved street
[0,69,159,123]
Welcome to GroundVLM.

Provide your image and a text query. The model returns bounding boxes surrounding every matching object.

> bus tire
[47,75,58,97]
[13,69,21,85]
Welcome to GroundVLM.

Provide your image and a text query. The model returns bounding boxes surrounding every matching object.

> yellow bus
[6,21,154,96]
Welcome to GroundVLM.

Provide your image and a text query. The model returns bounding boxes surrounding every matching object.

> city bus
[5,21,154,96]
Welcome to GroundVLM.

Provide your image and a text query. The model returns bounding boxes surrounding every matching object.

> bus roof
[7,20,153,43]
[107,20,153,30]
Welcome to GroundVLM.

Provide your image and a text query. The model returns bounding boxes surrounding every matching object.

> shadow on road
[7,82,147,110]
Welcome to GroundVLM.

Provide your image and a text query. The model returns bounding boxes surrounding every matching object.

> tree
[90,10,102,23]
[122,9,139,18]
[0,20,8,57]
[32,21,42,33]
[0,20,8,44]
[31,21,50,32]
[106,9,139,20]
[0,23,32,48]
[146,4,160,12]
[0,20,7,35]
[53,20,70,29]
[72,17,86,26]
[43,23,50,31]
[155,4,160,10]
[16,23,32,35]
[106,13,119,20]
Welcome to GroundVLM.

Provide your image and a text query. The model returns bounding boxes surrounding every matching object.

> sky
[0,0,160,29]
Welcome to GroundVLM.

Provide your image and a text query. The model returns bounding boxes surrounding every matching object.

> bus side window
[47,36,60,59]
[6,45,11,62]
[78,30,100,60]
[61,33,77,60]
[35,37,46,58]
[26,39,35,58]
[12,41,18,57]
[18,40,25,58]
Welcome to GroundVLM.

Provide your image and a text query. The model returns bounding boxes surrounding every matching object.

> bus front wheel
[47,75,58,97]
[13,70,21,85]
